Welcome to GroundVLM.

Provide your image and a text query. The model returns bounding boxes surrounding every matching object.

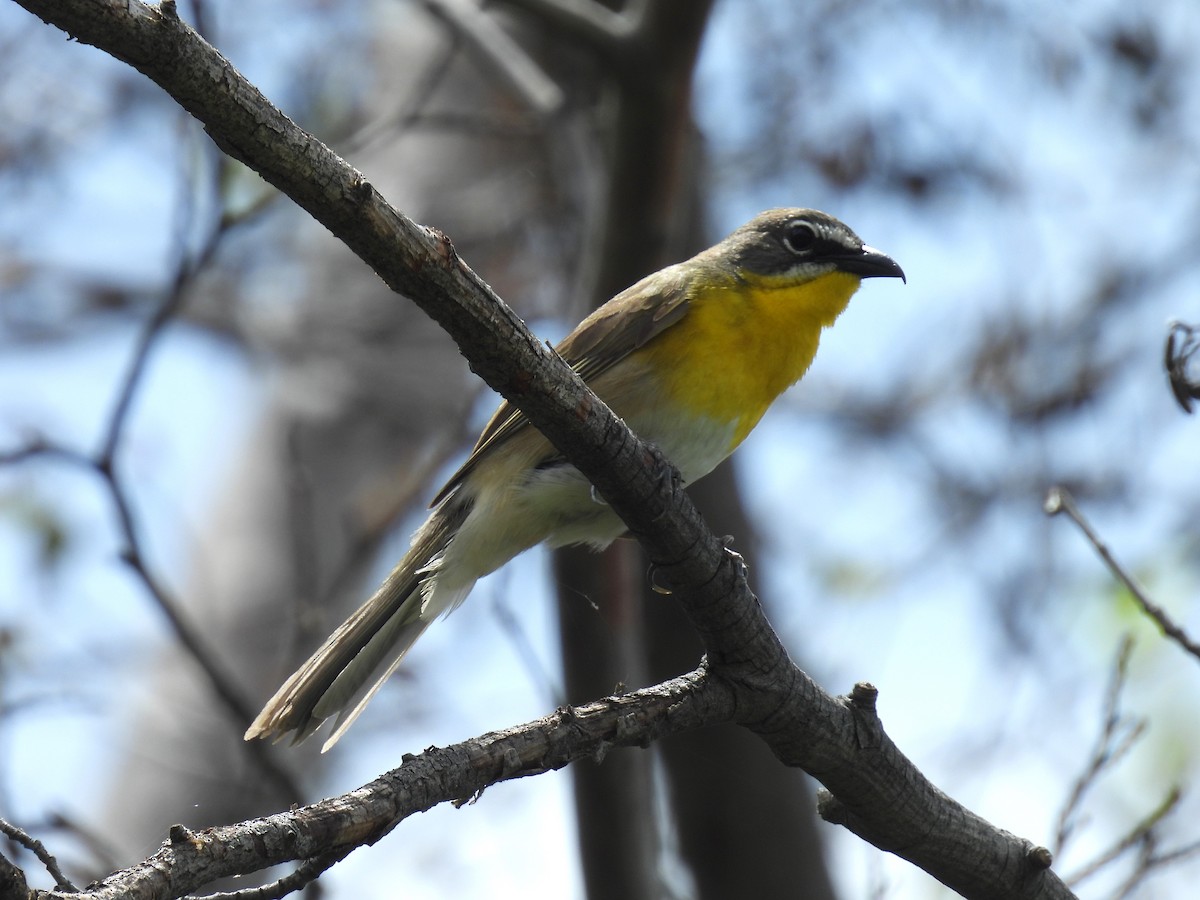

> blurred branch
[0,817,77,893]
[0,438,302,805]
[0,189,304,805]
[490,589,564,706]
[1114,835,1200,900]
[342,18,463,153]
[497,0,641,53]
[421,0,564,117]
[42,813,123,884]
[96,196,220,469]
[7,0,1077,897]
[1053,637,1146,856]
[1165,320,1200,414]
[1044,487,1200,661]
[1067,786,1182,891]
[1052,637,1200,895]
[401,110,545,137]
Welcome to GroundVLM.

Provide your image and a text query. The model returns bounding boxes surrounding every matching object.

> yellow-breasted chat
[246,207,905,750]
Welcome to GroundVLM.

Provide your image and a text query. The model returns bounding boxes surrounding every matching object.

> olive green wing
[428,269,692,507]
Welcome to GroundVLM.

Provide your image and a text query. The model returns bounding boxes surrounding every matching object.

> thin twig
[192,846,351,900]
[307,429,463,648]
[45,812,123,882]
[1052,636,1144,855]
[1113,835,1200,897]
[107,476,304,801]
[490,587,564,707]
[283,422,321,645]
[495,0,641,50]
[405,110,545,138]
[0,152,306,800]
[1113,836,1200,900]
[0,816,79,892]
[1044,487,1200,661]
[421,0,564,117]
[96,155,211,469]
[95,142,308,800]
[1065,785,1182,888]
[0,440,305,802]
[342,19,464,154]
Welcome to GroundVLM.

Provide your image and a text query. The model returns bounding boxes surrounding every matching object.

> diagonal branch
[31,670,723,900]
[0,818,78,893]
[0,439,303,804]
[495,0,641,55]
[1045,487,1200,662]
[420,0,565,118]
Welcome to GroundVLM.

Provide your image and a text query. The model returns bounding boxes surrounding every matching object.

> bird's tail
[245,506,468,751]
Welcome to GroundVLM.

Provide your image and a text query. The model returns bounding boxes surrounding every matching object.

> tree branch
[495,0,641,55]
[420,0,565,118]
[0,439,304,804]
[1045,487,1200,662]
[0,819,77,894]
[28,671,721,900]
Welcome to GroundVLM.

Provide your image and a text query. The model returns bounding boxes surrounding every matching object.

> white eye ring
[782,221,818,255]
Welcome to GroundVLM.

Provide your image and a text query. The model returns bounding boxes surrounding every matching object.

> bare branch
[496,0,641,54]
[1053,637,1145,856]
[1067,786,1182,889]
[0,439,303,804]
[1044,487,1200,661]
[0,817,78,893]
[813,682,1061,898]
[342,22,464,153]
[421,0,564,117]
[490,590,564,706]
[43,813,123,885]
[199,846,352,900]
[1114,837,1200,900]
[28,670,720,900]
[93,105,227,469]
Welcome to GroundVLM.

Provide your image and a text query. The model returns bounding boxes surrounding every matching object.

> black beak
[837,245,906,283]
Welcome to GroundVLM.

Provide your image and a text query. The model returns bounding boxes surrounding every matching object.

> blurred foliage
[0,488,71,574]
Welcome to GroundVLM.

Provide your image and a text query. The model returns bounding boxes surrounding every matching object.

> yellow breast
[632,270,863,448]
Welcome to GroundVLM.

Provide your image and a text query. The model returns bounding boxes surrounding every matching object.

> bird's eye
[782,220,817,254]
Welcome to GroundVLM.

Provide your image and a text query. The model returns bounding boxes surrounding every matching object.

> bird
[245,208,905,750]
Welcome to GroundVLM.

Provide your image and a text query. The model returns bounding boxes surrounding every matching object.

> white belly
[424,410,738,617]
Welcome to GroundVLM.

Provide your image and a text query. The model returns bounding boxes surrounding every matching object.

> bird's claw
[721,535,749,576]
